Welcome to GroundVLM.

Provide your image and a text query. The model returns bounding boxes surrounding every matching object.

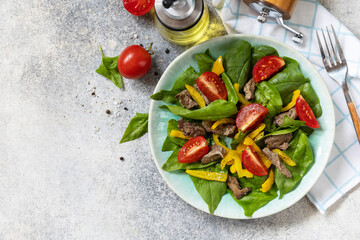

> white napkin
[215,0,360,213]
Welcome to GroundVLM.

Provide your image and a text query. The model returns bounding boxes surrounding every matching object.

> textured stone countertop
[1,0,360,239]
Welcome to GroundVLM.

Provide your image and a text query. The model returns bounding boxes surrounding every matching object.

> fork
[316,25,360,143]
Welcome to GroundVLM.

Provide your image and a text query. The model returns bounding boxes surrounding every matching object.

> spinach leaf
[252,45,279,67]
[230,132,247,150]
[268,57,308,101]
[171,67,200,91]
[255,81,283,118]
[278,115,306,130]
[166,119,188,147]
[275,130,314,198]
[150,89,181,105]
[96,46,123,88]
[161,137,179,152]
[189,164,228,214]
[298,82,322,118]
[162,148,218,172]
[228,174,278,217]
[120,113,148,143]
[195,49,214,74]
[265,128,297,137]
[222,73,239,105]
[160,100,238,121]
[223,40,252,87]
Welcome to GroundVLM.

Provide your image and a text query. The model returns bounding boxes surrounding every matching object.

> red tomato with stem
[196,72,228,101]
[242,146,268,176]
[117,45,152,79]
[295,95,320,128]
[236,103,268,133]
[178,136,209,163]
[253,55,285,83]
[123,0,155,16]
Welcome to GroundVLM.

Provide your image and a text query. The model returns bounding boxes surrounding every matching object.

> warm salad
[150,40,322,216]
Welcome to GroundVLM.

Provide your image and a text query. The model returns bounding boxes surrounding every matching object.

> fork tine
[326,26,340,65]
[321,28,335,67]
[316,31,330,70]
[331,25,347,64]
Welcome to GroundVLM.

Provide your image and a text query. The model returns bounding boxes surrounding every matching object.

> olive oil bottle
[154,0,210,45]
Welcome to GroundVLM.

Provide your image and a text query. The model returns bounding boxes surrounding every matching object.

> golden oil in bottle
[154,0,210,46]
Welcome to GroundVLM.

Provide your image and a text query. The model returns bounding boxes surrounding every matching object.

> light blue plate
[148,35,335,219]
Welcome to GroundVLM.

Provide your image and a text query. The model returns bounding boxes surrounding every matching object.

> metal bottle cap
[155,0,204,31]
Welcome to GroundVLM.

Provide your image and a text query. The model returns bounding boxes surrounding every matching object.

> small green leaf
[96,46,123,88]
[120,113,148,143]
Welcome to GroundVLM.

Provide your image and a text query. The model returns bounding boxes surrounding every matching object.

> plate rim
[148,34,335,219]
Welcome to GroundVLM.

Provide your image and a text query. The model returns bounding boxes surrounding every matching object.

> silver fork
[316,25,360,143]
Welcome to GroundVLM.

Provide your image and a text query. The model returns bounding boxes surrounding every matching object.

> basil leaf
[222,72,239,105]
[252,45,279,67]
[268,57,308,101]
[95,46,123,88]
[195,49,214,74]
[150,89,181,105]
[171,67,200,91]
[160,100,238,121]
[275,130,314,198]
[223,40,252,87]
[162,148,218,172]
[189,164,228,214]
[119,113,148,143]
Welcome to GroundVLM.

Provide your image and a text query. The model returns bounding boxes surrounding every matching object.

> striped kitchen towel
[215,0,360,213]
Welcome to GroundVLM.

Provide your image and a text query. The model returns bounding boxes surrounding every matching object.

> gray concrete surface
[1,0,360,239]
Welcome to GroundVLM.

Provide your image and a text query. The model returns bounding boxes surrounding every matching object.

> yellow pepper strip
[236,143,246,153]
[212,56,225,76]
[169,130,192,140]
[260,168,274,192]
[234,157,254,178]
[253,131,264,142]
[281,90,301,112]
[220,152,235,169]
[230,165,237,174]
[248,123,266,140]
[243,137,272,168]
[211,118,235,130]
[222,150,253,178]
[213,134,231,152]
[185,84,206,108]
[185,169,228,182]
[233,83,252,105]
[272,149,297,166]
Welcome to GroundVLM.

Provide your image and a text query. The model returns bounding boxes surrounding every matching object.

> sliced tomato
[295,95,320,128]
[178,136,209,163]
[236,103,268,133]
[196,71,228,101]
[123,0,155,16]
[253,55,285,83]
[242,146,268,176]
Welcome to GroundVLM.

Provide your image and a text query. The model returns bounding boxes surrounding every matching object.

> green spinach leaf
[223,40,252,87]
[275,130,314,198]
[161,137,179,152]
[162,148,218,172]
[255,81,283,118]
[189,164,228,214]
[278,115,306,130]
[119,113,148,143]
[160,100,238,121]
[150,89,181,105]
[166,119,188,147]
[252,45,279,67]
[230,132,247,150]
[171,67,200,91]
[96,46,123,88]
[222,72,239,105]
[195,49,214,74]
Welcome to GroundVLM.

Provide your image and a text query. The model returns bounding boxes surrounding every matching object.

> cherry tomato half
[123,0,155,16]
[196,72,228,101]
[253,56,285,83]
[242,146,268,176]
[117,45,152,79]
[236,103,268,133]
[178,136,209,163]
[295,95,320,128]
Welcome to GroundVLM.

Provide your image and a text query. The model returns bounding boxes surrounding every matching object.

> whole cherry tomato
[123,0,155,16]
[242,146,268,176]
[236,103,268,133]
[253,55,285,83]
[295,95,320,128]
[196,72,228,101]
[117,45,152,79]
[178,136,209,163]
